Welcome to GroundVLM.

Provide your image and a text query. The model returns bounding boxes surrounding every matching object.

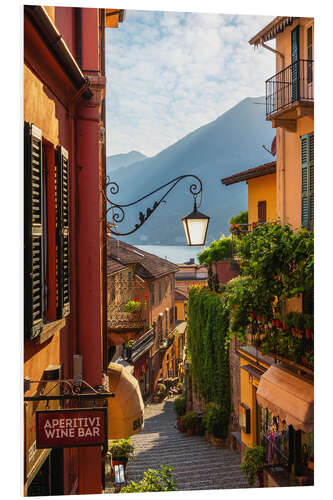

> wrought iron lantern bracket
[104,174,203,236]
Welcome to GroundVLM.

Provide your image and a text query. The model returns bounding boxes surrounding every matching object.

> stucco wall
[248,173,277,224]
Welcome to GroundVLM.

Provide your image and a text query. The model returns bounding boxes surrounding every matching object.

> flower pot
[186,428,194,436]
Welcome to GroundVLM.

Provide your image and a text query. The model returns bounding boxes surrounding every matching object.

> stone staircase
[125,399,251,491]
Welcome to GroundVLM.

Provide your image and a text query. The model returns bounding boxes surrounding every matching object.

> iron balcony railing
[266,59,314,117]
[128,327,155,363]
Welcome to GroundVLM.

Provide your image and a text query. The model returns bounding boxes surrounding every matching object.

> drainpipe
[260,40,286,224]
[24,5,93,99]
[68,78,92,364]
[260,41,285,66]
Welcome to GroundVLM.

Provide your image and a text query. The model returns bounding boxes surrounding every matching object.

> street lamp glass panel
[182,208,210,246]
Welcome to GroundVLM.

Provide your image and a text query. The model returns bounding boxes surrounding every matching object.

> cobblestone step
[122,399,249,492]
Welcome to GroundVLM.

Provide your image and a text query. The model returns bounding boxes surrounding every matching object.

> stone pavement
[125,398,251,491]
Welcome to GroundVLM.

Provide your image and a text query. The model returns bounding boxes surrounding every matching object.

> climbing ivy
[197,236,233,266]
[186,223,314,436]
[187,286,231,438]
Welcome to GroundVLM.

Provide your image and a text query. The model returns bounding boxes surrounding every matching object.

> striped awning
[256,365,314,433]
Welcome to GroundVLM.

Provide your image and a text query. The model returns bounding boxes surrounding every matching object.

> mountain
[107,151,147,175]
[107,97,275,246]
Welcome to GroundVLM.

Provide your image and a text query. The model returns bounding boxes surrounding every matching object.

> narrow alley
[125,399,250,491]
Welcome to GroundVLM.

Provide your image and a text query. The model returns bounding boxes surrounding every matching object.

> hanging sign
[36,408,107,449]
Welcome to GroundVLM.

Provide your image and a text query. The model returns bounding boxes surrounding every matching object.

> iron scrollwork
[104,174,203,236]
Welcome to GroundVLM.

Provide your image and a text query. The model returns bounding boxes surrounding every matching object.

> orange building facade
[24,6,124,495]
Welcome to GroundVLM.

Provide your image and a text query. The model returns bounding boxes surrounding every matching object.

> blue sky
[105,10,276,157]
[106,10,275,156]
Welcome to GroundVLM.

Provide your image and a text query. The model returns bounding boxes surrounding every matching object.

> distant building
[175,260,208,293]
[107,236,180,396]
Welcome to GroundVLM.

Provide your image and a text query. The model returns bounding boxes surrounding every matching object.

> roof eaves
[249,16,296,46]
[221,162,276,186]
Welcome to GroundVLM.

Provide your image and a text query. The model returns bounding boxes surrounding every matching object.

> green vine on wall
[187,286,231,439]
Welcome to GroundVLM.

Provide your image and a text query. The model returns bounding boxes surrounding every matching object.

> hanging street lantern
[104,174,210,246]
[182,198,210,246]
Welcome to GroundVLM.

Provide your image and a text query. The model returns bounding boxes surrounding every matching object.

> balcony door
[291,26,300,102]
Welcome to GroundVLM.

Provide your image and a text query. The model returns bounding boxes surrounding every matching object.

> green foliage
[187,286,231,438]
[197,236,233,266]
[229,211,248,226]
[227,223,314,340]
[241,446,265,487]
[180,411,199,431]
[120,465,177,493]
[157,383,167,397]
[202,402,229,439]
[123,300,141,313]
[108,439,134,460]
[174,396,187,418]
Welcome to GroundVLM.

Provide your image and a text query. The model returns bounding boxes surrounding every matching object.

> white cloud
[105,10,275,157]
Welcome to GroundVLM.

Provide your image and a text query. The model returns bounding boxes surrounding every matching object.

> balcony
[266,59,314,128]
[126,328,155,363]
[107,300,149,345]
[245,320,314,373]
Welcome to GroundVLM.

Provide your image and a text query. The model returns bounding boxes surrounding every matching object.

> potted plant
[155,383,167,402]
[108,438,134,471]
[174,395,187,418]
[241,445,265,487]
[123,300,141,313]
[125,339,134,359]
[180,411,198,436]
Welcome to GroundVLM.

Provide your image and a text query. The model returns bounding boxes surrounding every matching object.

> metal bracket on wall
[24,377,115,402]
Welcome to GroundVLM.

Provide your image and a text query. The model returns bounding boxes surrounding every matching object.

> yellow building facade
[221,17,314,488]
[222,161,277,226]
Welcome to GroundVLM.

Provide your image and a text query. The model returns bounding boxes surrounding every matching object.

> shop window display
[258,405,314,481]
[259,408,289,468]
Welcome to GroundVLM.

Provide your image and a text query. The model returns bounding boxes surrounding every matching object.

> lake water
[136,245,204,265]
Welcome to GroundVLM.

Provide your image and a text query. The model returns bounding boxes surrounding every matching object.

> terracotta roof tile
[107,259,126,275]
[175,289,188,301]
[107,236,179,279]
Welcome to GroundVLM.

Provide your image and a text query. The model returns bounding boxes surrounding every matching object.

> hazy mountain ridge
[108,97,275,246]
[106,150,147,175]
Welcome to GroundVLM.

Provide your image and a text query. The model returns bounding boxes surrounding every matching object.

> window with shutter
[150,282,155,305]
[24,122,44,339]
[301,133,314,229]
[257,201,267,223]
[56,146,70,318]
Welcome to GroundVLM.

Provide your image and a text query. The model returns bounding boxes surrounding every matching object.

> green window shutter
[301,133,314,229]
[56,146,70,318]
[309,133,314,228]
[24,122,44,339]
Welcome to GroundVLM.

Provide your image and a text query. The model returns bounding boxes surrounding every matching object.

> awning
[107,362,144,439]
[241,364,264,380]
[256,365,314,433]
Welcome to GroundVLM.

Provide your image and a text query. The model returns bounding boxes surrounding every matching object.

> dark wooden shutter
[24,122,44,339]
[56,146,70,318]
[309,133,314,228]
[258,201,267,223]
[301,133,314,229]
